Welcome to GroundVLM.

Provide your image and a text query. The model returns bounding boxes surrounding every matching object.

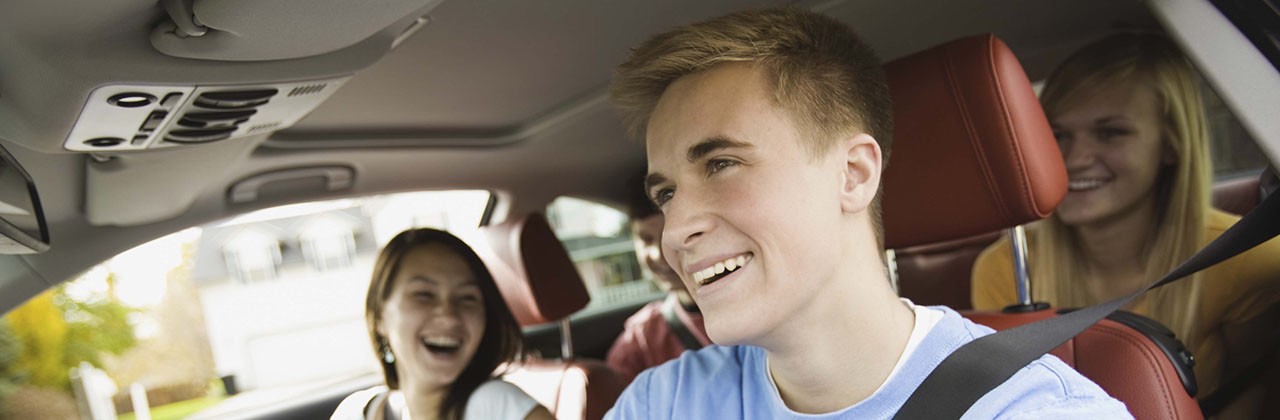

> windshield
[0,190,492,419]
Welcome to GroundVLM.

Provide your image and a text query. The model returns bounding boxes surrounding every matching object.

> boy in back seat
[606,174,710,383]
[605,8,1131,418]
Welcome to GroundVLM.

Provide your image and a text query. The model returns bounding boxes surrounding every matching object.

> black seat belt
[894,191,1280,419]
[661,296,704,351]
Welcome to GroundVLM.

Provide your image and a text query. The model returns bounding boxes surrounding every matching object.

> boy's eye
[414,291,436,300]
[652,188,675,207]
[706,158,737,174]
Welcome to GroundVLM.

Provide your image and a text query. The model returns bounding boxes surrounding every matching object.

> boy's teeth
[692,254,752,285]
[693,267,712,283]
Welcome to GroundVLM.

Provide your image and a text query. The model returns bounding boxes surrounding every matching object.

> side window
[1203,84,1270,178]
[546,197,660,309]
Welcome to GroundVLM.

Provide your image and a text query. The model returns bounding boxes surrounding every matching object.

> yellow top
[970,208,1280,397]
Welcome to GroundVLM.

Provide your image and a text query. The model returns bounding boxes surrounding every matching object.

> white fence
[69,362,117,420]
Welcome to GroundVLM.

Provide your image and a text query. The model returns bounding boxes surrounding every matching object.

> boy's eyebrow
[644,136,753,194]
[687,136,752,163]
[644,172,669,195]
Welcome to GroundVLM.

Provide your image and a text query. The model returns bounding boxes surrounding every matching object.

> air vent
[288,84,327,97]
[193,89,279,110]
[177,110,258,128]
[166,89,277,145]
[166,127,237,143]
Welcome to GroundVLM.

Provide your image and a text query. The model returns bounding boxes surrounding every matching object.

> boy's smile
[688,253,751,286]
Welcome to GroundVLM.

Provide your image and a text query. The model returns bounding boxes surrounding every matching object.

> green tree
[59,275,138,369]
[5,291,68,389]
[3,274,138,391]
[0,320,26,406]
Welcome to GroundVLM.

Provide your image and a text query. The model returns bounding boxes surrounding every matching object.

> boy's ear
[839,133,882,214]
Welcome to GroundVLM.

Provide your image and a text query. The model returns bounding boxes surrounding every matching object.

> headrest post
[1009,225,1033,306]
[884,249,900,294]
[560,318,574,359]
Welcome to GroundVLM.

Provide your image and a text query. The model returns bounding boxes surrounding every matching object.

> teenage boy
[606,174,711,382]
[605,8,1130,418]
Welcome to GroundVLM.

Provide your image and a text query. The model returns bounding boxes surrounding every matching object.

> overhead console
[43,0,448,226]
[54,0,445,153]
[64,78,348,152]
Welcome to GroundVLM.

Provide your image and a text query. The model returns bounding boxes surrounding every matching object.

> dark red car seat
[479,213,626,420]
[893,231,999,310]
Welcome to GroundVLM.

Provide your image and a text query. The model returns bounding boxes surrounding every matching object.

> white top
[332,379,540,420]
[763,298,944,411]
[461,379,540,420]
[883,299,944,382]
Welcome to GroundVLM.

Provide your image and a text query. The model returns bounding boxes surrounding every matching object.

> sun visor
[151,0,445,61]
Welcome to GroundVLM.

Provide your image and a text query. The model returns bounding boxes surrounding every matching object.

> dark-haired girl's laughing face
[378,243,486,391]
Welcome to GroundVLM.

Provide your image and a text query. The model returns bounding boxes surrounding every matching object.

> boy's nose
[661,197,712,253]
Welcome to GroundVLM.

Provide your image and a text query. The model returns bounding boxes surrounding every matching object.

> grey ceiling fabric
[151,0,444,61]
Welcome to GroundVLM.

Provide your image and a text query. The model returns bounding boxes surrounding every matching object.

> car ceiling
[0,0,1153,311]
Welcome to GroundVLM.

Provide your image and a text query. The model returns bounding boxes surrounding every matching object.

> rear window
[1203,83,1271,179]
[0,190,491,419]
[545,196,660,309]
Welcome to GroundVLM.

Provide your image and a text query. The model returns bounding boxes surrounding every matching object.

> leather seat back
[893,232,1000,310]
[1213,173,1261,215]
[479,213,626,420]
[967,311,1201,420]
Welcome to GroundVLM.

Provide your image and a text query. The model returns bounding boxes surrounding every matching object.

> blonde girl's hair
[1032,33,1211,346]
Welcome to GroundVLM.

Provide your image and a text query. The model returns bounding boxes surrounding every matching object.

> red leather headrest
[479,213,590,327]
[881,34,1067,249]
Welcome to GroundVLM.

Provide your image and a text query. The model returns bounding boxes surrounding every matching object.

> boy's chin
[702,312,759,346]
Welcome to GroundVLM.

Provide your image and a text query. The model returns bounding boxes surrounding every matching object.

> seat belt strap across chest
[661,296,704,351]
[893,191,1280,419]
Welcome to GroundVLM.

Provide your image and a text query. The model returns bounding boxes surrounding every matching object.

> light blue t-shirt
[605,306,1131,419]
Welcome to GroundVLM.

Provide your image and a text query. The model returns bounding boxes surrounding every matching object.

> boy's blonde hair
[610,7,894,247]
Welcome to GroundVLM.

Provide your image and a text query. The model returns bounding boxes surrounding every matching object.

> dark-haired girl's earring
[381,339,396,364]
